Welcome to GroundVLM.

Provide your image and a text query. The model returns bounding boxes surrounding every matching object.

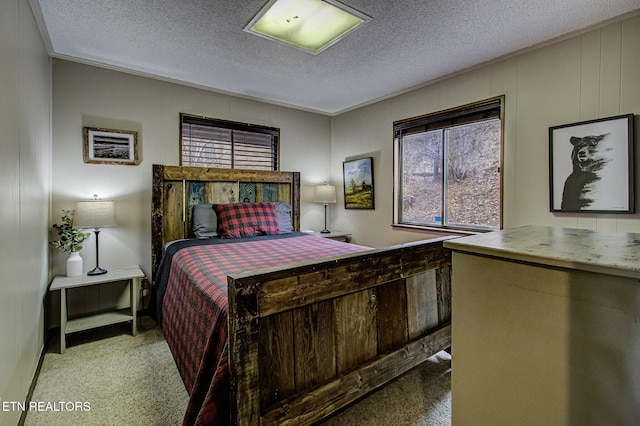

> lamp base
[87,266,108,276]
[87,228,107,276]
[321,203,331,234]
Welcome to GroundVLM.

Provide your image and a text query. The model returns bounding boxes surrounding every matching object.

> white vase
[66,252,83,277]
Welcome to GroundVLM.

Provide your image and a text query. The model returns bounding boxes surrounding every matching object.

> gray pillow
[193,204,218,238]
[274,201,294,233]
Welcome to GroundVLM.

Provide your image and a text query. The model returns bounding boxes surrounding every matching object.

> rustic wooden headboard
[151,164,301,279]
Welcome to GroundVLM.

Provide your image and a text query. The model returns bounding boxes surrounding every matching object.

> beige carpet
[25,319,451,425]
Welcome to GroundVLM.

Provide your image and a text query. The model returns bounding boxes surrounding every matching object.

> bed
[151,164,453,426]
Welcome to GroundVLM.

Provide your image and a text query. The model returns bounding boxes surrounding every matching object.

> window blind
[394,98,502,137]
[180,114,279,170]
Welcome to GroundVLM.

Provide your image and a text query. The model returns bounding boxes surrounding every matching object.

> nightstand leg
[60,288,67,354]
[131,277,138,336]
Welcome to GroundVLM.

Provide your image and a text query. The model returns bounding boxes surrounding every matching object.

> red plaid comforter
[157,233,370,425]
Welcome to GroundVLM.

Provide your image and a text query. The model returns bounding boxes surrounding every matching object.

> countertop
[443,225,640,279]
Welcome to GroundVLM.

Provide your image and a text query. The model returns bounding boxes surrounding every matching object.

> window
[393,96,503,232]
[180,114,279,170]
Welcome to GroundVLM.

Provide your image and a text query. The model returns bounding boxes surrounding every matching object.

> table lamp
[314,183,337,233]
[73,195,117,275]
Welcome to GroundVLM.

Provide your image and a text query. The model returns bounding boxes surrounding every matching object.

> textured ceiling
[30,0,640,115]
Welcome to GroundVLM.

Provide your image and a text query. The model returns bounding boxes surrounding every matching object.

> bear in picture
[561,133,610,210]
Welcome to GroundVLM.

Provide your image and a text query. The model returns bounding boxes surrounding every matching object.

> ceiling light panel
[245,0,371,54]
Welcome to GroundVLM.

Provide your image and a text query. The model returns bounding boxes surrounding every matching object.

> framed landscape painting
[83,127,140,165]
[343,157,374,209]
[549,114,634,213]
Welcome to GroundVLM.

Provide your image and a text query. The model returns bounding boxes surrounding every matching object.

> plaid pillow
[213,202,280,238]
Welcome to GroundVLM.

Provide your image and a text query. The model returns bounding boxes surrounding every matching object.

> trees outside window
[394,97,503,232]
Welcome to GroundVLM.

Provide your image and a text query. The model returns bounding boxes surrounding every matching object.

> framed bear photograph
[549,114,634,213]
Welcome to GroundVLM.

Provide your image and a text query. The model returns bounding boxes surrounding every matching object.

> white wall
[51,60,333,287]
[0,0,52,424]
[332,14,640,248]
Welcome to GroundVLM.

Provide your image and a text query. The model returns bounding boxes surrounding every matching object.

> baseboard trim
[18,332,51,426]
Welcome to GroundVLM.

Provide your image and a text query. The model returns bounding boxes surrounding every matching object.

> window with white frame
[393,96,503,232]
[180,114,279,170]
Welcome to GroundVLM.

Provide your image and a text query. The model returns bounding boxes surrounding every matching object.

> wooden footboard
[228,236,453,425]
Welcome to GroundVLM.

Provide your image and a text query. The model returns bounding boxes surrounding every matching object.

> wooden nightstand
[312,230,352,243]
[50,265,145,353]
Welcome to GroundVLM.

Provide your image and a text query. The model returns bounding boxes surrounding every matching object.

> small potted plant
[51,210,90,277]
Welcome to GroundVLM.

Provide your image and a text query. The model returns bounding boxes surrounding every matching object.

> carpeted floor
[24,318,451,425]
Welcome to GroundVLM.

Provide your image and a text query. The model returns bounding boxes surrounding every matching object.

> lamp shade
[314,184,337,204]
[72,200,117,229]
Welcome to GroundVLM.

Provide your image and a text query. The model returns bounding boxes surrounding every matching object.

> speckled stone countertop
[443,225,640,279]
